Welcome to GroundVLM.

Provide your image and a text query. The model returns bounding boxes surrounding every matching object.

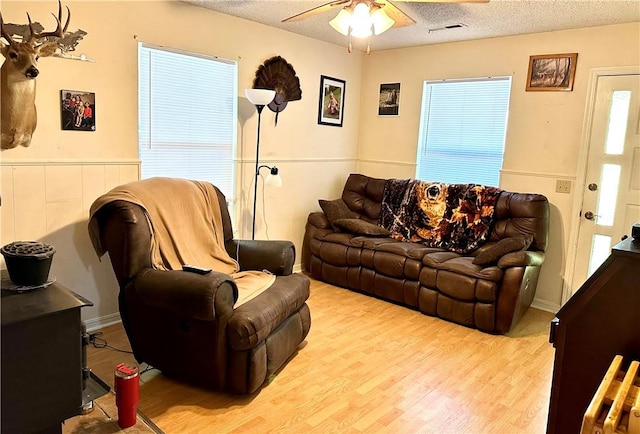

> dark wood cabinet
[1,278,92,433]
[546,237,640,434]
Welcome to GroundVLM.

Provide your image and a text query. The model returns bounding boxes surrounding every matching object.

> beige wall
[357,22,640,310]
[2,0,638,325]
[1,1,362,327]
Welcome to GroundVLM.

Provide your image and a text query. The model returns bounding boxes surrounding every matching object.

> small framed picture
[61,90,95,131]
[526,53,578,92]
[378,82,401,116]
[318,75,345,127]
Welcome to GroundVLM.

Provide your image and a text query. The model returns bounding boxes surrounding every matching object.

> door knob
[588,183,598,191]
[584,211,596,220]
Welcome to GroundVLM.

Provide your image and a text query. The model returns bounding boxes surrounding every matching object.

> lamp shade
[329,9,352,36]
[264,166,282,188]
[371,8,394,35]
[265,172,283,188]
[350,3,373,38]
[351,23,372,39]
[245,88,276,106]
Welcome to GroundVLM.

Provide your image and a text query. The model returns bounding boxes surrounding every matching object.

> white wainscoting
[500,170,576,314]
[0,160,139,325]
[0,158,567,326]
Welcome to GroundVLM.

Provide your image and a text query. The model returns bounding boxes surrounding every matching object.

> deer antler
[25,0,70,46]
[0,12,15,45]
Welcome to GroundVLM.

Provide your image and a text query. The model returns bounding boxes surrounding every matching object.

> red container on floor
[114,363,139,428]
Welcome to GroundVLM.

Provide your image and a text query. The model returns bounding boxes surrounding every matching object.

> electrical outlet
[556,180,572,194]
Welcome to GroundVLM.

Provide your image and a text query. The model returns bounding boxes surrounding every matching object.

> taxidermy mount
[1,1,86,150]
[252,56,302,125]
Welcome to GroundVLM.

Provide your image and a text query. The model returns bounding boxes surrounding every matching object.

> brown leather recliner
[89,179,311,394]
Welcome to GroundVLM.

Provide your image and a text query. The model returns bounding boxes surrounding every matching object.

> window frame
[137,42,238,203]
[415,76,513,187]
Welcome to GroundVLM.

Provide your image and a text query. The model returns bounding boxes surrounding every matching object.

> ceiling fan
[282,0,489,53]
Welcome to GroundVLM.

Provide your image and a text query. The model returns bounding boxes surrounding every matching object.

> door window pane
[604,90,630,155]
[596,164,621,226]
[588,234,611,277]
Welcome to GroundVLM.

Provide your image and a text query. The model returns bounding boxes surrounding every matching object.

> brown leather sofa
[303,173,549,333]
[89,179,311,394]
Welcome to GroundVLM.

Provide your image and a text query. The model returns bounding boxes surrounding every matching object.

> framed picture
[378,82,401,116]
[61,90,95,131]
[526,53,578,92]
[318,75,345,127]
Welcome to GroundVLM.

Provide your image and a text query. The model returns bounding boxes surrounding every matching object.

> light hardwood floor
[86,277,556,433]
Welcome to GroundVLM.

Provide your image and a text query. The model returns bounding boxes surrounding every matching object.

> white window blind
[415,77,512,187]
[138,43,237,198]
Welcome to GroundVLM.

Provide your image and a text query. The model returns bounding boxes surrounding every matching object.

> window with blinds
[138,43,237,199]
[415,77,512,187]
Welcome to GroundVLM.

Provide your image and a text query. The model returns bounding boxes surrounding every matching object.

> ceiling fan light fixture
[349,3,372,38]
[328,1,397,52]
[353,2,371,19]
[351,23,372,38]
[329,9,352,36]
[371,8,394,35]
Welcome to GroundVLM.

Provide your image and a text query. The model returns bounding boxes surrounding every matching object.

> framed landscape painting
[318,75,345,127]
[526,53,578,91]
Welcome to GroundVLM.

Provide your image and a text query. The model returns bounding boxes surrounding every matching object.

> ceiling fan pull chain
[348,30,353,53]
[366,35,371,55]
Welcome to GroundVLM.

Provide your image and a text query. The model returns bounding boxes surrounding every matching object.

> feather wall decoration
[252,56,302,125]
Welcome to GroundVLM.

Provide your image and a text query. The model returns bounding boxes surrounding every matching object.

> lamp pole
[252,104,265,240]
[245,88,275,241]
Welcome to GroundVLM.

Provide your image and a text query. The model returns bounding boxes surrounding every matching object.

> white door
[572,73,640,292]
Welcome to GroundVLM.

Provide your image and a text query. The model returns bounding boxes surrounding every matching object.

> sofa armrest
[497,251,545,268]
[226,239,295,275]
[302,212,333,272]
[134,268,238,321]
[307,211,332,230]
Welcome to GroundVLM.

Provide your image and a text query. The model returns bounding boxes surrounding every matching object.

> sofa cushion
[374,241,436,261]
[319,199,359,231]
[333,218,391,237]
[422,251,461,267]
[435,256,503,282]
[472,235,533,266]
[316,231,356,245]
[348,237,398,250]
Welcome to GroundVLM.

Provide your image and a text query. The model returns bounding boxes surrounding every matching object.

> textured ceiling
[181,0,640,52]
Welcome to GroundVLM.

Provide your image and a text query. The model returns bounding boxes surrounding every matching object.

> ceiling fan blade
[282,0,352,23]
[383,1,416,28]
[392,0,489,3]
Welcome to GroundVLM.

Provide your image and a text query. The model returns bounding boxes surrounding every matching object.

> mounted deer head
[1,1,70,149]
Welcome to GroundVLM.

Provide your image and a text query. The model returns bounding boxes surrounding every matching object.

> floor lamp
[245,88,279,240]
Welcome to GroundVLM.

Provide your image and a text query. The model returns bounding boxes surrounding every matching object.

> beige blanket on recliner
[89,177,274,307]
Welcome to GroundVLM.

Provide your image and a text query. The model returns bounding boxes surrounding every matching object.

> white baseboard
[84,312,122,332]
[530,298,560,314]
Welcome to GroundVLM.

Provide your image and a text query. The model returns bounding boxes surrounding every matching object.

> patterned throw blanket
[379,179,503,254]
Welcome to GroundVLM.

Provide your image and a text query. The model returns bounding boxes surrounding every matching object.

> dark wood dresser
[546,237,640,433]
[1,278,93,433]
